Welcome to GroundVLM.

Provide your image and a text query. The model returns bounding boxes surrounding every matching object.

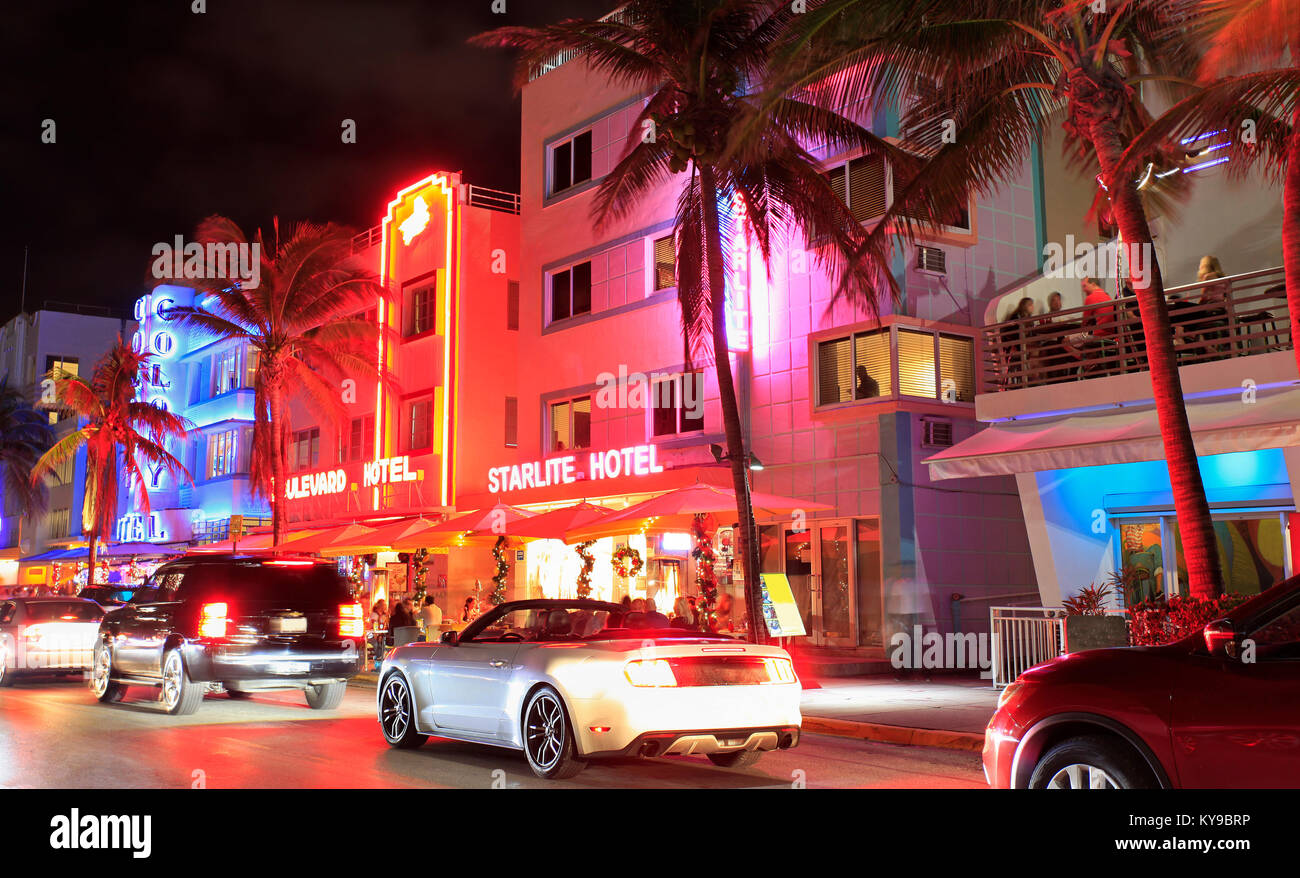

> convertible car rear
[377,599,802,779]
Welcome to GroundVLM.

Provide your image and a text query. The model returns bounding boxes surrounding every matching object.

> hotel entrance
[759,518,883,648]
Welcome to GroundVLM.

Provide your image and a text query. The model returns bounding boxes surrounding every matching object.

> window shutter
[938,334,976,402]
[573,131,593,184]
[897,329,938,398]
[571,261,592,315]
[572,397,592,448]
[505,397,518,447]
[817,338,852,405]
[507,280,520,330]
[550,401,570,451]
[654,236,676,290]
[848,154,887,222]
[853,330,893,397]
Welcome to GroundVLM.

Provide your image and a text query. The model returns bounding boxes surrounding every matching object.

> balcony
[983,267,1290,392]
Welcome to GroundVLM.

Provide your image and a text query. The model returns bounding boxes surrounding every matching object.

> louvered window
[938,334,975,402]
[505,397,518,447]
[817,338,852,405]
[653,235,676,290]
[897,329,938,398]
[853,331,892,398]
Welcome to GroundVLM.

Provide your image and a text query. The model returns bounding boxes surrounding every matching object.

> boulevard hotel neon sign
[488,444,665,494]
[285,455,421,501]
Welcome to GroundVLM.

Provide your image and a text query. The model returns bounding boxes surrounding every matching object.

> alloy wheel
[1046,763,1119,789]
[91,645,111,697]
[525,692,564,771]
[381,677,411,742]
[161,652,182,710]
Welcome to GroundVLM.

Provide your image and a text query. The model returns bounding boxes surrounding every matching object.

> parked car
[984,574,1300,788]
[91,555,364,715]
[0,597,105,685]
[377,599,802,779]
[78,585,136,612]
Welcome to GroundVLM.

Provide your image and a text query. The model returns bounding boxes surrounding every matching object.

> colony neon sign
[487,444,666,494]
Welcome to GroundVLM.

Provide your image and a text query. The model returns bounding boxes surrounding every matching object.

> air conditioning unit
[921,417,954,448]
[917,245,947,276]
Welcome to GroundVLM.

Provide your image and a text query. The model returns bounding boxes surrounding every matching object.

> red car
[984,574,1300,788]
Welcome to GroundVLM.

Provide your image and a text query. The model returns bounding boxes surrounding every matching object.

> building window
[244,347,260,388]
[550,129,593,196]
[345,415,375,462]
[507,281,520,331]
[213,348,239,395]
[408,399,432,451]
[406,282,436,337]
[825,153,970,231]
[45,355,78,380]
[505,396,518,447]
[817,330,892,405]
[49,508,71,540]
[549,261,592,323]
[208,429,239,479]
[652,372,705,436]
[292,427,320,472]
[549,396,591,451]
[816,327,975,406]
[653,236,676,290]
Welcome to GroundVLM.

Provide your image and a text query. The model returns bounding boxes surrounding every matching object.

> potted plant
[1062,583,1129,652]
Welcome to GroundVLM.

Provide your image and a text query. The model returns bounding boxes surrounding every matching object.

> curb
[801,715,986,753]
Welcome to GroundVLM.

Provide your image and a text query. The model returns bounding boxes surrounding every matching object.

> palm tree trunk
[86,529,97,593]
[698,166,767,642]
[1284,106,1300,380]
[269,386,286,551]
[1092,122,1224,600]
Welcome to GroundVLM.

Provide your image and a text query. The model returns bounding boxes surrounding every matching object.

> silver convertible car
[377,599,802,779]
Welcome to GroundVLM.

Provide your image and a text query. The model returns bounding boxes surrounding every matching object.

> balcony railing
[983,266,1290,391]
[349,184,521,255]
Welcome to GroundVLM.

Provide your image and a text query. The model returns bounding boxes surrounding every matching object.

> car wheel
[160,649,203,716]
[1029,736,1154,789]
[90,641,126,703]
[379,674,427,749]
[707,750,763,769]
[0,642,15,687]
[305,681,346,710]
[522,687,586,780]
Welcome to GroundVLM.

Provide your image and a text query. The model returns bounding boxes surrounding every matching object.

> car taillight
[339,603,363,637]
[762,657,797,684]
[199,602,229,638]
[624,659,677,687]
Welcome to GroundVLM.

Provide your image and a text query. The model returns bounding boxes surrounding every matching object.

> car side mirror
[1203,619,1239,659]
[440,630,458,644]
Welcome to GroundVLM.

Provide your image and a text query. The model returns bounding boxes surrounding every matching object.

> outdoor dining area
[986,265,1291,391]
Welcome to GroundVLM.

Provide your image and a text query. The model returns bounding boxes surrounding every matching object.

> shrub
[1127,593,1250,646]
[1062,582,1112,616]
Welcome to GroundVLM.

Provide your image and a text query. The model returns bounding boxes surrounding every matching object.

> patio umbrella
[188,527,326,554]
[504,503,613,541]
[280,522,380,555]
[323,516,442,556]
[391,503,534,551]
[563,483,831,544]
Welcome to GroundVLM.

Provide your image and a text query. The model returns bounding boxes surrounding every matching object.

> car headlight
[996,682,1023,711]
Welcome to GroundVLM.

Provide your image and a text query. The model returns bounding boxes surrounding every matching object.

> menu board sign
[759,573,806,638]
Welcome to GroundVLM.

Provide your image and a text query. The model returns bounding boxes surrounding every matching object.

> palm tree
[0,375,55,524]
[781,0,1227,598]
[164,217,386,548]
[31,340,191,581]
[475,0,916,639]
[1121,0,1300,378]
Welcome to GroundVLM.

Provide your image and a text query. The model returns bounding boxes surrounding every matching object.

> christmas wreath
[575,540,596,598]
[611,545,643,579]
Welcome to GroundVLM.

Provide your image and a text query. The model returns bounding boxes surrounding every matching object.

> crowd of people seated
[996,254,1257,386]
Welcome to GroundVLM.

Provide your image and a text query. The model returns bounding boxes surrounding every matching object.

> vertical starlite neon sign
[377,172,459,509]
[725,192,752,352]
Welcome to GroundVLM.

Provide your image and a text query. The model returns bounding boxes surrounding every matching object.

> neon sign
[398,195,431,245]
[285,455,423,501]
[487,444,666,494]
[116,512,168,543]
[725,192,751,352]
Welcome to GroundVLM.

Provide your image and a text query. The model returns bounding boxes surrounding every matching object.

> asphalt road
[0,676,987,789]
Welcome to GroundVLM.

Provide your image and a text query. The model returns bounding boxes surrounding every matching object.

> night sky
[1,0,613,323]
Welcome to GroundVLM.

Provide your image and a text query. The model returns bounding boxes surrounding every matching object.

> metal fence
[989,606,1067,689]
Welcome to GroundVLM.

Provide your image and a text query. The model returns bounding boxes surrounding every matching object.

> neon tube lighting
[1180,129,1227,145]
[1182,156,1230,174]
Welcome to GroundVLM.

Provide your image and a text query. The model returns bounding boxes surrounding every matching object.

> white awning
[925,384,1300,480]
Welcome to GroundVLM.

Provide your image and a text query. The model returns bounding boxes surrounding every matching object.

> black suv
[91,555,364,715]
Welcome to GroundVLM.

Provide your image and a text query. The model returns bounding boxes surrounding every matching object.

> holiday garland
[411,548,430,602]
[489,536,510,605]
[611,545,643,579]
[691,513,719,623]
[575,540,596,599]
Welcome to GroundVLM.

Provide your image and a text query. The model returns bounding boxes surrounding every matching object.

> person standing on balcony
[1196,255,1232,352]
[1000,297,1038,385]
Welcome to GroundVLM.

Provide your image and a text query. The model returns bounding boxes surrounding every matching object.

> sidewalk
[798,675,996,752]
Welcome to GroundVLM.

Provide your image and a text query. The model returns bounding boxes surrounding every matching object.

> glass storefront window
[1118,521,1164,605]
[1170,515,1288,598]
[856,520,883,648]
